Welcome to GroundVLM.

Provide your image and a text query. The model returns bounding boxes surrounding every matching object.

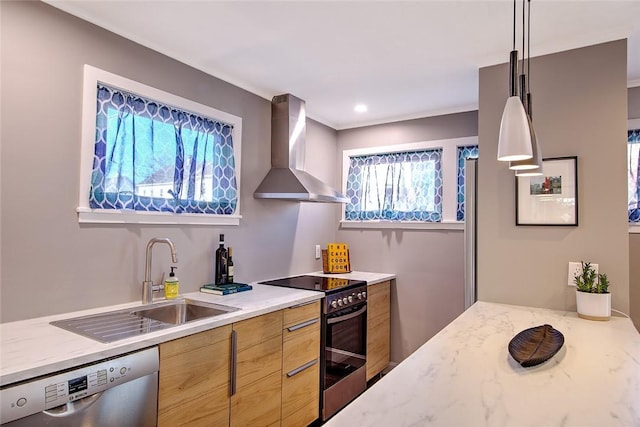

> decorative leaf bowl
[508,324,565,367]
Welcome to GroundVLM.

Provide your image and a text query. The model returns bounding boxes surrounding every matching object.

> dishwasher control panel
[0,346,158,424]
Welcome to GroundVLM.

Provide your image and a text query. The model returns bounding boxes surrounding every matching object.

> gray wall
[478,40,630,313]
[336,112,478,362]
[0,1,340,322]
[629,87,640,117]
[630,86,640,330]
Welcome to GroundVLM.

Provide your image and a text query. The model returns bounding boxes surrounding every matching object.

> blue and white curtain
[629,128,640,222]
[90,84,237,214]
[344,149,443,222]
[456,145,479,221]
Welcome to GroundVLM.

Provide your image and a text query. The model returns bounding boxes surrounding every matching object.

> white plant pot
[576,290,611,321]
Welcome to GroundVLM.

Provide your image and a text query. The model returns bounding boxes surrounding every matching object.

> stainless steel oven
[322,288,367,420]
[259,275,368,422]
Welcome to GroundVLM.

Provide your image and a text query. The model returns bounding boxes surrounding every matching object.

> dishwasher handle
[42,392,104,417]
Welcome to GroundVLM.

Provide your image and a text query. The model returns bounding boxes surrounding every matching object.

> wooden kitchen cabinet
[231,310,283,427]
[281,301,321,427]
[366,280,391,381]
[157,302,321,427]
[158,325,232,426]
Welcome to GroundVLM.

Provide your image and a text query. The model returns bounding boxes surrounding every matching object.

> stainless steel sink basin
[51,299,239,343]
[131,299,238,325]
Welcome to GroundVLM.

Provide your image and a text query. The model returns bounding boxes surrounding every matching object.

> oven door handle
[326,304,367,324]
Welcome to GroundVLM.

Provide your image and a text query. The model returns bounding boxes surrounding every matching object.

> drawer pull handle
[287,359,318,377]
[230,330,237,396]
[289,300,317,309]
[287,318,319,332]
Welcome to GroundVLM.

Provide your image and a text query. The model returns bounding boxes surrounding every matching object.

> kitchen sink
[51,299,239,343]
[131,299,238,325]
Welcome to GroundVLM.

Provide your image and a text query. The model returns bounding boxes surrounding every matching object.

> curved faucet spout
[142,238,178,304]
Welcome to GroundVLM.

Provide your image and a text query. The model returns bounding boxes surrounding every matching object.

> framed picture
[516,156,578,226]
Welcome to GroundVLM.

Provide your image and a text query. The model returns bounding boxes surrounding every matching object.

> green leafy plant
[574,261,611,293]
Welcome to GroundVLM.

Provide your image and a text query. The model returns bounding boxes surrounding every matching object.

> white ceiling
[46,0,640,130]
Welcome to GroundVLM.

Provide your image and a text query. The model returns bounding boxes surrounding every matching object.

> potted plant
[574,261,611,321]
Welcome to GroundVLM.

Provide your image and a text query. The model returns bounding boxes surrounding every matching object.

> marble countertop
[0,284,322,386]
[0,270,393,387]
[326,301,640,427]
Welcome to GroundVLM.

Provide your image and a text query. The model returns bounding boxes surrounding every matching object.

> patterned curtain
[629,128,640,222]
[345,149,442,222]
[456,145,479,221]
[90,84,237,214]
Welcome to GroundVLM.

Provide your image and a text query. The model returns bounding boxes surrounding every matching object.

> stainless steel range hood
[254,94,348,203]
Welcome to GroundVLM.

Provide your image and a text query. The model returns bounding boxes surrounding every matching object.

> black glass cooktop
[259,275,366,294]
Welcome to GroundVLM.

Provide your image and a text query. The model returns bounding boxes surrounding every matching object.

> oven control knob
[362,291,367,299]
[337,299,343,307]
[342,297,348,305]
[331,300,338,309]
[348,295,353,303]
[357,292,362,300]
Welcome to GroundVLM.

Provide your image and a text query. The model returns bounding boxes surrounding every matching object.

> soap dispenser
[164,266,179,299]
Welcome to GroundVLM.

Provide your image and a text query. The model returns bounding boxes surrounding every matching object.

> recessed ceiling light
[354,104,368,113]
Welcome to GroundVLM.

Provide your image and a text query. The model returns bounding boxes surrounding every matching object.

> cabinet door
[231,310,283,426]
[282,301,321,426]
[366,281,391,381]
[158,325,232,426]
[231,370,282,427]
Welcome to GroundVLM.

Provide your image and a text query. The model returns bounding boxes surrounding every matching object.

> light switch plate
[568,261,598,286]
[315,244,321,260]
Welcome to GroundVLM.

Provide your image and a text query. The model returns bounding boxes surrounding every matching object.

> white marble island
[326,301,640,427]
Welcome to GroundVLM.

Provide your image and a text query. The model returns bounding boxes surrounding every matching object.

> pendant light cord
[512,0,516,50]
[522,0,525,76]
[527,0,531,95]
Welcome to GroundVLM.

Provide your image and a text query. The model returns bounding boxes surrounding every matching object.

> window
[341,137,478,229]
[78,65,242,225]
[456,145,479,221]
[629,120,640,224]
[345,149,443,222]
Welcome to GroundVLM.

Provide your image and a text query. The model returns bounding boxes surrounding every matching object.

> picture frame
[516,156,578,226]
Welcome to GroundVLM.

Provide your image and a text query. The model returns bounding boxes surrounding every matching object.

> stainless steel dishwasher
[0,346,159,426]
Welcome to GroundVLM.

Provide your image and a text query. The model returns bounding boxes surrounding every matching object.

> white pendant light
[510,114,541,171]
[497,0,533,163]
[498,97,533,161]
[513,126,542,176]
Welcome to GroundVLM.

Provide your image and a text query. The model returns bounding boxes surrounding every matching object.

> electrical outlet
[568,261,598,286]
[315,245,321,260]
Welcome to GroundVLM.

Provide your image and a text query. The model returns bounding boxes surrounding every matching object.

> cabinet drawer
[283,321,320,373]
[283,300,320,328]
[282,359,320,424]
[234,310,282,351]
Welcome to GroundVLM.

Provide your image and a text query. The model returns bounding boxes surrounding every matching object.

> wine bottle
[214,234,228,285]
[227,247,234,284]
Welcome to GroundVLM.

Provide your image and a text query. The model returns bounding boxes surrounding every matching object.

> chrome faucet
[142,237,178,304]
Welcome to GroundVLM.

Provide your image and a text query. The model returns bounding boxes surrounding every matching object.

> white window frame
[629,118,640,234]
[340,136,478,230]
[78,65,242,225]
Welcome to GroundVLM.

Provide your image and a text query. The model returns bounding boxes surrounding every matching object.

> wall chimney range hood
[254,94,348,203]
